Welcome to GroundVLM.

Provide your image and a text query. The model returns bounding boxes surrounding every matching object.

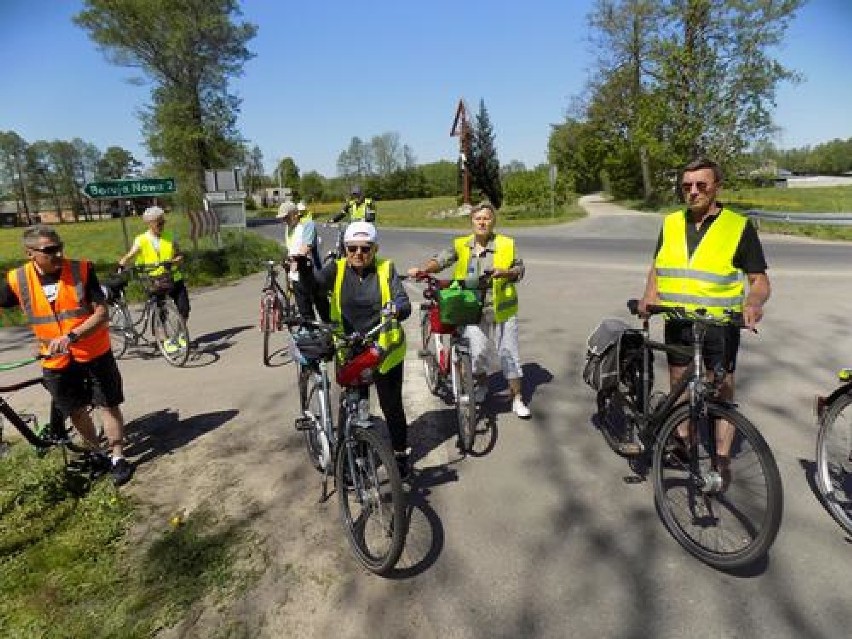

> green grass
[0,444,261,639]
[255,195,586,228]
[0,215,281,327]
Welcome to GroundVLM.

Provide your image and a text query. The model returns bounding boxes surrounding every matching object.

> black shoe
[111,458,134,486]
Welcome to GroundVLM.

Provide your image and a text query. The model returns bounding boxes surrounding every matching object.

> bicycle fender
[819,382,852,423]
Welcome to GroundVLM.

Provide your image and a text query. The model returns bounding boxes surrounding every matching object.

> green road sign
[83,178,176,199]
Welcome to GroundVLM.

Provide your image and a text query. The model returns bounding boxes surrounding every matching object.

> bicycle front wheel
[261,294,276,366]
[652,403,783,570]
[420,309,440,395]
[153,298,190,367]
[336,427,406,575]
[816,392,852,535]
[454,346,476,453]
[303,373,332,472]
[108,302,132,359]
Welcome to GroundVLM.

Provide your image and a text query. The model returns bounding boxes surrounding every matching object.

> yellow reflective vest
[346,197,374,221]
[453,234,518,322]
[135,231,183,281]
[330,257,405,374]
[655,208,747,316]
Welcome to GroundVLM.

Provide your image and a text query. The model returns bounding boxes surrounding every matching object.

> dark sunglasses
[681,181,711,193]
[345,244,373,255]
[32,244,64,256]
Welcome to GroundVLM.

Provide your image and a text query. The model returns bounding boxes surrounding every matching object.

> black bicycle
[0,357,109,477]
[585,300,783,569]
[259,259,297,366]
[287,312,406,575]
[814,369,852,536]
[105,261,190,367]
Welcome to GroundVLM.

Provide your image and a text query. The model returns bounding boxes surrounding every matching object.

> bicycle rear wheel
[816,393,852,535]
[420,309,440,395]
[153,298,190,367]
[454,346,476,453]
[108,302,132,359]
[652,403,783,569]
[336,427,406,575]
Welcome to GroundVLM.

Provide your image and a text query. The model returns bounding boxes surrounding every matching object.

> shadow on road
[124,408,239,466]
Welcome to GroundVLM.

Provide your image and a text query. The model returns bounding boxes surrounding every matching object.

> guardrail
[747,210,852,226]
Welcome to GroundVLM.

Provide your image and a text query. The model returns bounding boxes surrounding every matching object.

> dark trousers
[358,362,408,453]
[170,279,191,320]
[294,260,330,322]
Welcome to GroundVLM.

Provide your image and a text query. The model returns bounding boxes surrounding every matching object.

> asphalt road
[3,195,850,638]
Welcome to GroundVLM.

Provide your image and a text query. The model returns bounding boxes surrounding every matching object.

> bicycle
[0,356,110,478]
[411,271,491,453]
[814,369,852,535]
[287,312,406,575]
[585,300,783,569]
[105,261,190,367]
[259,259,297,366]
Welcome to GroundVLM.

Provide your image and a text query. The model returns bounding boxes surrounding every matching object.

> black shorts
[42,350,124,417]
[664,319,741,373]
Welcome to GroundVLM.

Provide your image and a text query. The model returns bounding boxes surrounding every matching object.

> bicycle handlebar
[627,299,748,329]
[282,311,395,346]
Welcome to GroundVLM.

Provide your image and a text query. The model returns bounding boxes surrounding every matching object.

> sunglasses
[32,244,64,256]
[681,181,711,193]
[345,244,373,255]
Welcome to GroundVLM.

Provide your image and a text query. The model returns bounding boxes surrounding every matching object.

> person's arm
[313,258,338,292]
[48,268,108,354]
[638,230,664,314]
[407,246,457,277]
[117,241,140,268]
[171,235,184,264]
[743,273,770,328]
[0,281,21,309]
[388,265,411,322]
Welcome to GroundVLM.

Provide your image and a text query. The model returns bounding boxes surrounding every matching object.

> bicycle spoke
[817,394,852,534]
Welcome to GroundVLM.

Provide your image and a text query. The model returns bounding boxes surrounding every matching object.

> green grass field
[256,195,586,228]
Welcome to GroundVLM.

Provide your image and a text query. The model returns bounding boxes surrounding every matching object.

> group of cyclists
[2,156,769,494]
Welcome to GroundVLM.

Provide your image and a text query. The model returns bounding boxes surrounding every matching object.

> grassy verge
[0,444,261,638]
[253,196,587,228]
[0,216,281,327]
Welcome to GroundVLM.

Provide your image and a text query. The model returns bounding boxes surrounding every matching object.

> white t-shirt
[285,222,306,255]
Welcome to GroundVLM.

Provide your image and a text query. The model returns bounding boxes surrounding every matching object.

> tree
[300,171,324,203]
[276,157,300,191]
[98,146,141,180]
[75,0,257,210]
[336,136,372,178]
[371,132,403,176]
[242,144,264,193]
[0,131,34,223]
[420,160,458,196]
[468,99,502,208]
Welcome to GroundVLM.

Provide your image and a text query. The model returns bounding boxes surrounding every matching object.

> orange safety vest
[7,260,111,369]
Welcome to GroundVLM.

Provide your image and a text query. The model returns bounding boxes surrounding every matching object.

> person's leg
[170,280,191,321]
[88,352,133,485]
[373,363,408,453]
[464,321,491,402]
[42,364,100,449]
[496,317,529,417]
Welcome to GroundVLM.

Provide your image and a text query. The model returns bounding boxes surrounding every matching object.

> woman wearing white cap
[118,205,190,322]
[310,221,412,477]
[278,201,328,321]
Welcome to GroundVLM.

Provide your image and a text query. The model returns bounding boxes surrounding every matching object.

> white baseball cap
[277,202,297,218]
[142,205,165,222]
[296,201,307,212]
[343,221,377,244]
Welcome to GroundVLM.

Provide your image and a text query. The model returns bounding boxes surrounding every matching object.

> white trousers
[463,314,523,379]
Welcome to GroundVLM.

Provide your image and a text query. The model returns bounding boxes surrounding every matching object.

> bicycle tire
[153,298,190,367]
[816,392,852,535]
[303,373,332,472]
[108,302,132,359]
[420,310,440,395]
[336,426,406,575]
[454,346,476,453]
[261,294,276,366]
[652,403,783,569]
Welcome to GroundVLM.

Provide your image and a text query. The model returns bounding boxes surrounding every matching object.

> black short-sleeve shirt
[0,263,105,310]
[653,207,767,274]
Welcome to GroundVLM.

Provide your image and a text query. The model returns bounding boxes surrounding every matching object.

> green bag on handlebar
[437,281,482,326]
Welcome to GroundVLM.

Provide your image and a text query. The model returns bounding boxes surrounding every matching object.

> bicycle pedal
[294,416,312,431]
[617,442,645,456]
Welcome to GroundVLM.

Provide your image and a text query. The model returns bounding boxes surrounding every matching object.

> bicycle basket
[428,305,456,334]
[143,273,174,295]
[293,329,335,361]
[582,318,649,392]
[437,282,482,326]
[101,271,130,302]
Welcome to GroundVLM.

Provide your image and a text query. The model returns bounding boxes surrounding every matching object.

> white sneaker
[512,397,531,419]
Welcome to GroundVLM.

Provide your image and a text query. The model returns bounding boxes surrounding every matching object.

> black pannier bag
[582,318,650,392]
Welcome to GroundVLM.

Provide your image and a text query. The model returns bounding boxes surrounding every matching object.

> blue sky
[1,0,850,177]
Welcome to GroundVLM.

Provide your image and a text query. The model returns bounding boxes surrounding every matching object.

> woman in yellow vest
[310,221,412,477]
[408,201,530,418]
[118,205,190,322]
[1,225,134,486]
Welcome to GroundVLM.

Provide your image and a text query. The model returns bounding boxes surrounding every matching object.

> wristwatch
[67,331,80,343]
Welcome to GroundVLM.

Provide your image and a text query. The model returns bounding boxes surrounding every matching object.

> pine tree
[469,99,502,208]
